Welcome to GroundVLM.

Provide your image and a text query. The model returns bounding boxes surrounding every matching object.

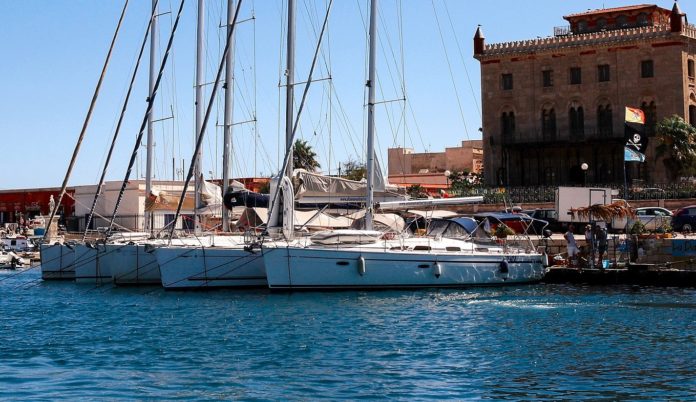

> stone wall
[476,22,696,186]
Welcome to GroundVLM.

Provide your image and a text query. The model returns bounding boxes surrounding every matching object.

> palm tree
[656,115,696,180]
[293,139,320,172]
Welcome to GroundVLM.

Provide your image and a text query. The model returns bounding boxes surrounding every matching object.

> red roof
[563,4,659,19]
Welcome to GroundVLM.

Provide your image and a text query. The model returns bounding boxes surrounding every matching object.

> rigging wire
[107,0,188,235]
[266,0,333,227]
[167,0,243,240]
[83,0,160,240]
[276,0,287,172]
[44,0,130,241]
[442,0,481,120]
[252,0,258,177]
[165,0,184,181]
[431,0,470,139]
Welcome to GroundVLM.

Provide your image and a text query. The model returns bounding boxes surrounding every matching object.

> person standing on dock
[565,224,580,267]
[596,227,608,268]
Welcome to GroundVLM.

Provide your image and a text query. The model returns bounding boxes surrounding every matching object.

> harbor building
[474,3,693,186]
[0,187,74,226]
[387,140,483,193]
[0,178,270,233]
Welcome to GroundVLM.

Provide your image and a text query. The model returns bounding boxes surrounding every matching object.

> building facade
[0,187,74,225]
[387,140,483,192]
[474,3,694,186]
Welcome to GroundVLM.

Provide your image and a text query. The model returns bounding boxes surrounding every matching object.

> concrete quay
[532,234,696,287]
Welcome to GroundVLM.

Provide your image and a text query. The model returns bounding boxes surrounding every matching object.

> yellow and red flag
[625,107,645,124]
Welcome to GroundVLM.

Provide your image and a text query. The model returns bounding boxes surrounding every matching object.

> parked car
[628,207,673,232]
[671,205,696,232]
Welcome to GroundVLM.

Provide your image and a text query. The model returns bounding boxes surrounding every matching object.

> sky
[0,0,692,190]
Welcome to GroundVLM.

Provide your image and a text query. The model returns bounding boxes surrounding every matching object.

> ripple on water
[0,270,695,399]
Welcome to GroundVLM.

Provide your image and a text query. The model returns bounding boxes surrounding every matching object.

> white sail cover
[235,207,353,230]
[197,177,223,215]
[294,169,400,199]
[373,154,386,192]
[346,210,406,232]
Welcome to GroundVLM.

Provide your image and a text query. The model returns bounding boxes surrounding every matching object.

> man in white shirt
[564,224,580,266]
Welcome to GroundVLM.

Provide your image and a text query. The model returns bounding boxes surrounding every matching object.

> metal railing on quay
[449,181,696,204]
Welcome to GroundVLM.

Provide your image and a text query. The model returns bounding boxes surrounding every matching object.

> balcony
[553,25,571,37]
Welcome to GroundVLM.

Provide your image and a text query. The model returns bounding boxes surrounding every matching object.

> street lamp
[444,170,451,190]
[581,163,589,187]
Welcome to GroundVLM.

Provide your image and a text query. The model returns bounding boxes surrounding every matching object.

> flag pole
[623,155,628,200]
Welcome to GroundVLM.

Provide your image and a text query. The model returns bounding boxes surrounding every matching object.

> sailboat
[73,0,184,285]
[41,0,133,282]
[262,0,547,290]
[151,0,271,289]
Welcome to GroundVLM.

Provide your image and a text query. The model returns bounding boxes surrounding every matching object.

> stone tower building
[474,3,694,186]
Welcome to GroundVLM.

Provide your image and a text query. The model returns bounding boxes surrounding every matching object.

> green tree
[656,115,696,180]
[293,139,320,172]
[407,184,429,199]
[341,159,366,181]
[448,169,483,196]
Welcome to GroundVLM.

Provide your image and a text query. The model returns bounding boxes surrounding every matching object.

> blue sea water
[1,268,695,400]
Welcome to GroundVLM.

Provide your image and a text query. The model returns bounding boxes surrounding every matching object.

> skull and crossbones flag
[624,106,647,161]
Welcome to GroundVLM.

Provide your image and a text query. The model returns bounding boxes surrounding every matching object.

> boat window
[446,246,461,252]
[444,223,468,238]
[427,220,450,237]
[413,245,432,251]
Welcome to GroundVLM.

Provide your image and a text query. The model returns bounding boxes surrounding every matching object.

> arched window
[541,108,556,140]
[597,104,613,136]
[690,105,696,127]
[500,111,515,141]
[637,13,649,26]
[597,18,607,30]
[616,15,628,28]
[641,101,657,136]
[577,20,587,33]
[569,105,585,138]
[496,168,507,186]
[689,59,695,78]
[543,167,556,185]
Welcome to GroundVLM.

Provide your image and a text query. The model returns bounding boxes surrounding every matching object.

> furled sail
[196,176,224,215]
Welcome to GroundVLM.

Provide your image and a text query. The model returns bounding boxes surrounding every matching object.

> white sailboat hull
[40,243,76,280]
[74,244,112,284]
[263,241,545,290]
[72,243,160,285]
[154,244,266,289]
[108,244,161,285]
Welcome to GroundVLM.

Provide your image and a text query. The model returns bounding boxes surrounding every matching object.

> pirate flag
[624,106,648,155]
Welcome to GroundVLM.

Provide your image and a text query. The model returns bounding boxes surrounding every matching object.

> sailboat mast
[285,0,295,179]
[365,0,378,231]
[194,0,205,234]
[222,0,236,232]
[145,0,157,233]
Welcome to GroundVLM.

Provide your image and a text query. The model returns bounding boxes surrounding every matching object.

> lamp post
[444,170,451,193]
[581,163,588,187]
